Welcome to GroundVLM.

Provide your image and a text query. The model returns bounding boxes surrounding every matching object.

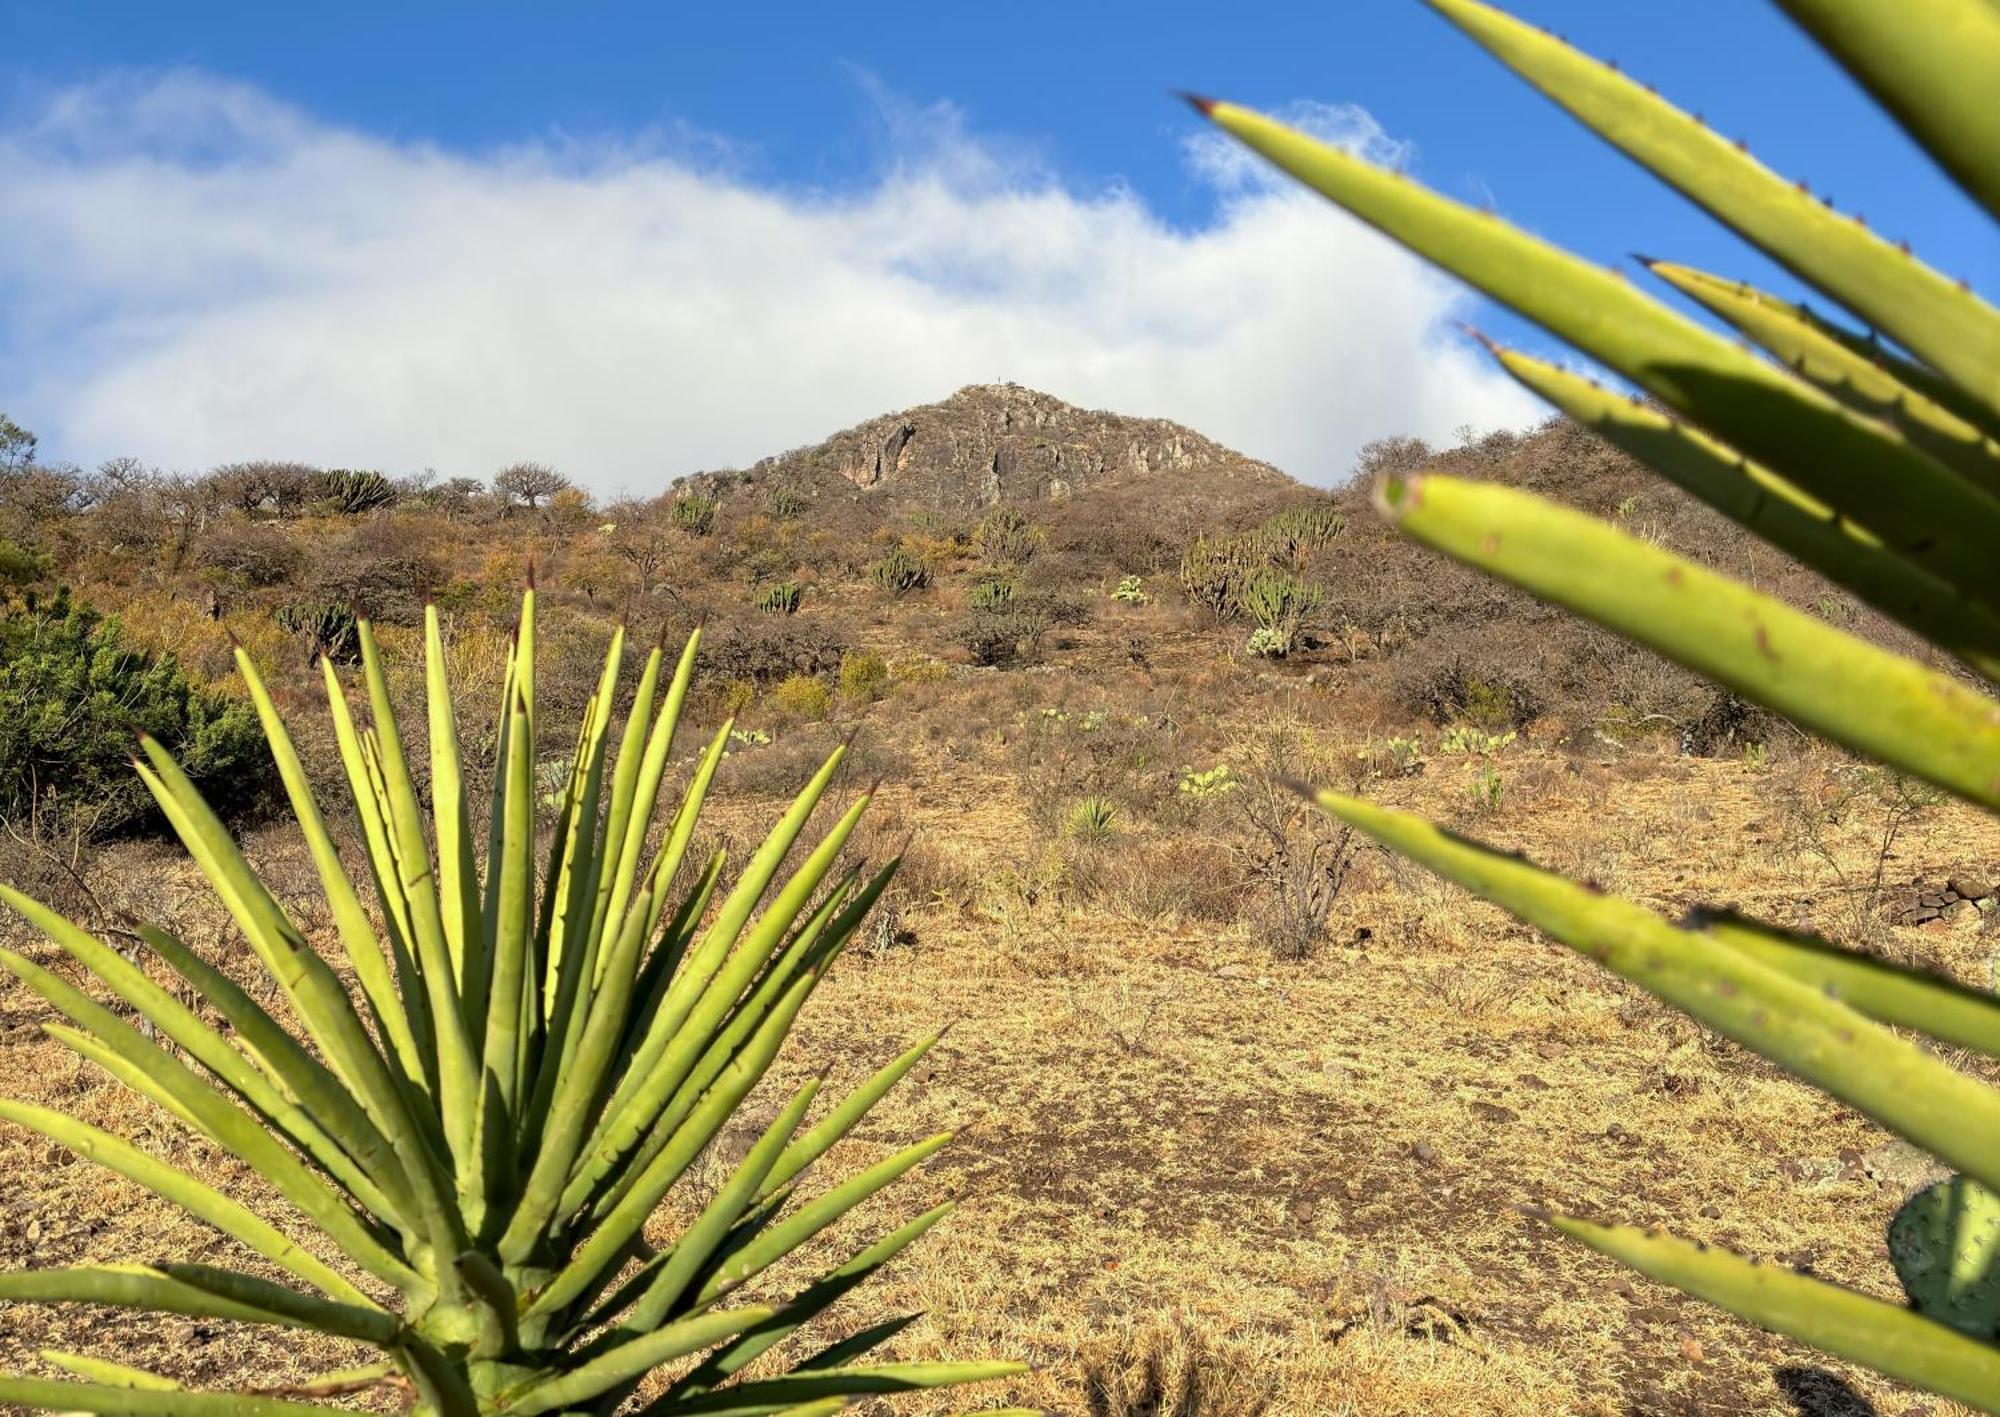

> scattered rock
[1699,1203,1723,1220]
[1469,1101,1517,1124]
[1949,877,1994,902]
[1411,1141,1439,1166]
[1605,1122,1629,1143]
[1515,1073,1551,1091]
[1535,1040,1565,1060]
[1863,1139,1951,1195]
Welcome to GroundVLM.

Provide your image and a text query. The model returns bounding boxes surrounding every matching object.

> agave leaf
[1694,909,2000,1057]
[423,604,483,1011]
[1418,0,2000,419]
[1374,473,2000,812]
[617,1079,822,1335]
[667,1203,957,1399]
[503,1305,780,1417]
[1295,791,2000,1195]
[1192,96,2000,597]
[1772,0,2000,222]
[1646,260,2000,492]
[36,1352,182,1391]
[0,1102,372,1307]
[643,1362,1027,1416]
[1553,1214,2000,1410]
[481,676,537,1129]
[0,1265,398,1345]
[0,888,408,1230]
[692,1131,955,1307]
[0,1378,344,1416]
[526,973,820,1322]
[233,648,427,1098]
[798,1313,925,1371]
[765,1028,942,1198]
[2,952,421,1294]
[134,925,414,1227]
[1484,343,2000,681]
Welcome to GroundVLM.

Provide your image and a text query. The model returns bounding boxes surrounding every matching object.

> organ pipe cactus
[0,589,1023,1414]
[1192,0,2000,1407]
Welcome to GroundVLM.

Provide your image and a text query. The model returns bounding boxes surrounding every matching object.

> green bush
[973,503,1042,566]
[770,672,833,720]
[838,648,890,704]
[0,591,272,833]
[0,539,51,590]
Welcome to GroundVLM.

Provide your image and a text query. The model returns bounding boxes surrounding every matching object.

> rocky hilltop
[692,382,1300,512]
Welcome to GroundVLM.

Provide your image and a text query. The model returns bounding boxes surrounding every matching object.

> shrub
[196,519,302,588]
[870,545,931,595]
[671,490,719,535]
[0,590,272,834]
[754,581,802,614]
[0,539,50,589]
[770,672,833,720]
[838,648,889,704]
[492,459,571,509]
[1207,6,2000,1400]
[1112,574,1150,605]
[1178,533,1250,620]
[0,594,1015,1412]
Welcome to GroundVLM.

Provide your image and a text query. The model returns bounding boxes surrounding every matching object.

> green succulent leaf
[1553,1214,2000,1411]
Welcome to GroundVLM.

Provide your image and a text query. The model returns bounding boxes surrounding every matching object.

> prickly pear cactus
[1891,1176,2000,1340]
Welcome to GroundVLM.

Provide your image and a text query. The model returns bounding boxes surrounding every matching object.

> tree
[493,460,572,510]
[0,412,36,475]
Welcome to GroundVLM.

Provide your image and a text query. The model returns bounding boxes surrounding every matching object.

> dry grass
[4,642,1998,1416]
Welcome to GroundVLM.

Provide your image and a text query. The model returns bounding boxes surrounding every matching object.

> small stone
[1908,906,1941,924]
[1780,1246,1820,1271]
[1469,1101,1517,1124]
[1699,1203,1723,1219]
[1412,1141,1439,1166]
[1215,963,1253,980]
[1605,1122,1628,1142]
[1920,892,1949,908]
[1949,877,1993,902]
[1536,1040,1565,1059]
[1515,1073,1551,1091]
[1679,1336,1705,1364]
[1293,1199,1317,1226]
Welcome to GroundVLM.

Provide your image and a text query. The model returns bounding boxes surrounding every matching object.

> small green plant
[0,592,1018,1414]
[1742,740,1770,773]
[1177,764,1238,802]
[1438,725,1516,758]
[1111,574,1150,605]
[1067,795,1119,843]
[1469,765,1504,814]
[838,648,890,705]
[770,672,833,720]
[1381,735,1425,776]
[766,486,809,518]
[754,581,802,614]
[670,490,718,535]
[870,545,931,596]
[726,726,773,752]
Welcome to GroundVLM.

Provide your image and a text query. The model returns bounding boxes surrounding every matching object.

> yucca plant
[0,588,1023,1415]
[1191,0,2000,1407]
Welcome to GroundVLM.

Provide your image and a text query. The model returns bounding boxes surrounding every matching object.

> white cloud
[0,72,1540,493]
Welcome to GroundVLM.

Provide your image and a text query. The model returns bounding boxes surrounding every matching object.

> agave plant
[0,588,1023,1414]
[1193,0,2000,1407]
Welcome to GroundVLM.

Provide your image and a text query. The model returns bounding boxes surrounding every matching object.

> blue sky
[2,2,1991,491]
